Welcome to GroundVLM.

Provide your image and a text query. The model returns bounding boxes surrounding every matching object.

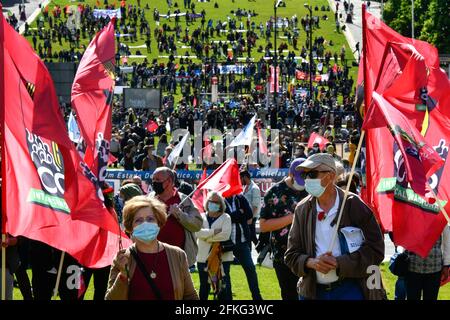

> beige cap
[296,153,337,173]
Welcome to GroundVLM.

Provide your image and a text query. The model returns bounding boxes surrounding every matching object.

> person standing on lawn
[284,153,386,300]
[259,158,309,300]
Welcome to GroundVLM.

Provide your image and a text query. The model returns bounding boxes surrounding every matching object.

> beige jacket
[105,242,199,300]
[284,187,386,300]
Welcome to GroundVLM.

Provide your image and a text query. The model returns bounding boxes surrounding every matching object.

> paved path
[326,0,382,60]
[1,0,50,34]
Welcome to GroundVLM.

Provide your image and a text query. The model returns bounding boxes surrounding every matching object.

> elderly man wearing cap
[259,158,309,300]
[284,153,385,300]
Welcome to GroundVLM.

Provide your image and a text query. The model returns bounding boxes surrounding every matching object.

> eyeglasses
[300,171,329,179]
[133,216,156,225]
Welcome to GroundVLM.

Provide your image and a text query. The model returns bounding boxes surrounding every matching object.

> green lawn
[25,0,358,97]
[12,262,450,300]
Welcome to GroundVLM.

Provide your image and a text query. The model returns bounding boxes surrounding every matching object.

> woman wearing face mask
[258,158,309,300]
[196,192,233,300]
[105,196,199,300]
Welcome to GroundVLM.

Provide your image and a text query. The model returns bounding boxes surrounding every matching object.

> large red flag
[71,19,115,192]
[192,169,207,213]
[1,15,129,267]
[307,132,329,151]
[363,91,444,198]
[196,158,242,198]
[361,8,450,256]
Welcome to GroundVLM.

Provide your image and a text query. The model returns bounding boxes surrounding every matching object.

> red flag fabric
[108,153,118,165]
[363,91,444,199]
[361,8,450,257]
[196,158,242,198]
[256,122,268,154]
[203,136,213,161]
[307,132,329,151]
[145,119,159,133]
[269,66,280,94]
[2,14,129,267]
[71,19,115,192]
[192,169,208,213]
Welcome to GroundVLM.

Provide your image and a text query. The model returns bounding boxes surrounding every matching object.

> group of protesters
[2,0,449,303]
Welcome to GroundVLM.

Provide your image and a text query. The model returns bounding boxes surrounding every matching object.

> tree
[382,0,450,53]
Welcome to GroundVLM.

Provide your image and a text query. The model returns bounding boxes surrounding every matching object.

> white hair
[203,191,226,213]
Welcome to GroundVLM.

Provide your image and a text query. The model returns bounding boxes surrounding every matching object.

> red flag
[256,122,268,154]
[145,119,159,133]
[2,14,129,267]
[269,66,280,93]
[108,153,118,165]
[363,92,444,199]
[71,19,115,190]
[361,8,450,257]
[196,158,242,198]
[307,132,329,151]
[192,169,208,213]
[203,136,213,161]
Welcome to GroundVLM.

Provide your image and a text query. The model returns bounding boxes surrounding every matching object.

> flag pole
[53,251,66,300]
[327,130,365,253]
[172,156,179,170]
[1,235,5,300]
[428,188,450,225]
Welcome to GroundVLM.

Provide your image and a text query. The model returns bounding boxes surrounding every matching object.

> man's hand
[1,235,18,248]
[168,204,183,220]
[306,253,338,274]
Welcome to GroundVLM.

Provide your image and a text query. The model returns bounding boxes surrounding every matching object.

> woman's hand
[113,249,130,275]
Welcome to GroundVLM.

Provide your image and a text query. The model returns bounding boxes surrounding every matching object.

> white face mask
[208,202,221,213]
[305,178,326,197]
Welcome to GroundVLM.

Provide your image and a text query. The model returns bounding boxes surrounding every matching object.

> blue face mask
[208,202,221,213]
[132,222,160,243]
[305,178,326,198]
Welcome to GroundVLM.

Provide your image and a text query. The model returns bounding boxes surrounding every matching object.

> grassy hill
[24,0,358,82]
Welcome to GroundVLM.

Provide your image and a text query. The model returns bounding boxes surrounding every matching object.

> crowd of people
[2,0,449,303]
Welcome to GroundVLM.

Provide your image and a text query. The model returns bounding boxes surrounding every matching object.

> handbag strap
[129,247,163,300]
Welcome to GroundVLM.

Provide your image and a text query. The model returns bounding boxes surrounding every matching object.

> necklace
[150,242,160,279]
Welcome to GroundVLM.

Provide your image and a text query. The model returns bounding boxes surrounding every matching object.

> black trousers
[80,266,111,300]
[273,259,299,300]
[405,271,441,300]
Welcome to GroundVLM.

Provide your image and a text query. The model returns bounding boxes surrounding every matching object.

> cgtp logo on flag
[25,128,70,214]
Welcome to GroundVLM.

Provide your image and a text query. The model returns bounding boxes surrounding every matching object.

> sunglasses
[300,171,330,179]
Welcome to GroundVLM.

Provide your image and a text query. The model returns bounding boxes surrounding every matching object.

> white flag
[229,114,256,148]
[67,112,82,143]
[167,131,189,165]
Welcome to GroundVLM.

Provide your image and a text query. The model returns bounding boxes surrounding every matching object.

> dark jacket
[284,187,386,300]
[225,194,253,244]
